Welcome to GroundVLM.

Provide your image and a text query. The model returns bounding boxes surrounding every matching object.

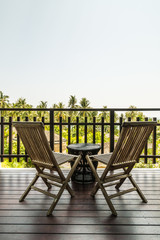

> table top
[67,143,101,152]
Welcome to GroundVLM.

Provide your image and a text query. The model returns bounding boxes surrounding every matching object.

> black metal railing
[0,108,160,164]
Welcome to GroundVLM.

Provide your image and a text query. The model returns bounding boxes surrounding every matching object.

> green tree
[68,95,78,108]
[68,95,78,118]
[0,91,10,108]
[14,98,32,108]
[12,98,33,118]
[37,101,48,119]
[37,101,48,109]
[100,106,109,119]
[80,98,90,108]
[79,97,90,117]
[52,102,66,121]
[0,91,10,117]
[125,105,145,121]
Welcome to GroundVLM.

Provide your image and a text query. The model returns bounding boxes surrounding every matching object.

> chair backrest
[13,122,57,169]
[109,121,157,167]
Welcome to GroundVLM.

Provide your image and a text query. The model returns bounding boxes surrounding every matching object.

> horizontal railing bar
[0,154,29,157]
[139,155,160,158]
[52,122,111,126]
[1,107,160,111]
[1,122,159,126]
[1,154,160,159]
[0,122,111,125]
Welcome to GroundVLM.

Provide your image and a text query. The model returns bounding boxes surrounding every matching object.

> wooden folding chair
[86,121,157,216]
[13,122,81,216]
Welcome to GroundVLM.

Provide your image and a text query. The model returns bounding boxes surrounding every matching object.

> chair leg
[99,183,117,216]
[35,166,52,189]
[47,184,66,216]
[129,175,147,203]
[66,184,75,197]
[115,178,126,190]
[86,155,117,216]
[19,174,39,202]
[115,167,132,190]
[47,155,82,216]
[64,155,82,197]
[91,182,100,197]
[47,179,72,216]
[41,177,52,189]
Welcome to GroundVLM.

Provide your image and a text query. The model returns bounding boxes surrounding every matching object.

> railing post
[9,117,13,162]
[110,110,114,152]
[50,110,54,151]
[17,116,20,162]
[76,117,79,144]
[59,117,62,152]
[93,117,96,144]
[101,117,104,153]
[42,117,45,124]
[153,117,157,164]
[25,117,29,162]
[85,117,87,143]
[68,117,71,145]
[119,117,123,132]
[0,117,4,163]
[144,117,148,164]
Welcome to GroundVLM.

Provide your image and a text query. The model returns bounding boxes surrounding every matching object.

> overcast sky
[0,0,160,110]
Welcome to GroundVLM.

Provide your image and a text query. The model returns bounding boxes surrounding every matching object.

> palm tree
[0,91,10,117]
[68,95,78,118]
[0,91,9,108]
[101,106,108,118]
[14,98,32,108]
[37,101,48,119]
[13,98,33,118]
[79,98,90,117]
[68,95,78,108]
[125,105,145,121]
[125,105,136,120]
[80,98,90,108]
[37,101,48,109]
[52,102,66,121]
[98,106,110,133]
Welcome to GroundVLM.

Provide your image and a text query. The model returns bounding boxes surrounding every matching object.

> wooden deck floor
[0,168,160,240]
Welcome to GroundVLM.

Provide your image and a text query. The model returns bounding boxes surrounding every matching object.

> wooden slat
[0,235,158,240]
[31,186,57,198]
[1,225,160,234]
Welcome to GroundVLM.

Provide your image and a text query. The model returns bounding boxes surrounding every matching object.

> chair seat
[90,153,112,165]
[32,152,76,169]
[53,152,76,165]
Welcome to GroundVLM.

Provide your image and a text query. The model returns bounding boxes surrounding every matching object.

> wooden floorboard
[0,168,160,240]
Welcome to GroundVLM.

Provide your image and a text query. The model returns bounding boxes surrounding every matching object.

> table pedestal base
[70,158,98,184]
[67,143,101,184]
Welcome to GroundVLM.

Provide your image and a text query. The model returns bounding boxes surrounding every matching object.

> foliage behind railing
[0,108,160,167]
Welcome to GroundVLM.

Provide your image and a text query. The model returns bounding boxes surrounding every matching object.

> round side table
[67,143,101,184]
